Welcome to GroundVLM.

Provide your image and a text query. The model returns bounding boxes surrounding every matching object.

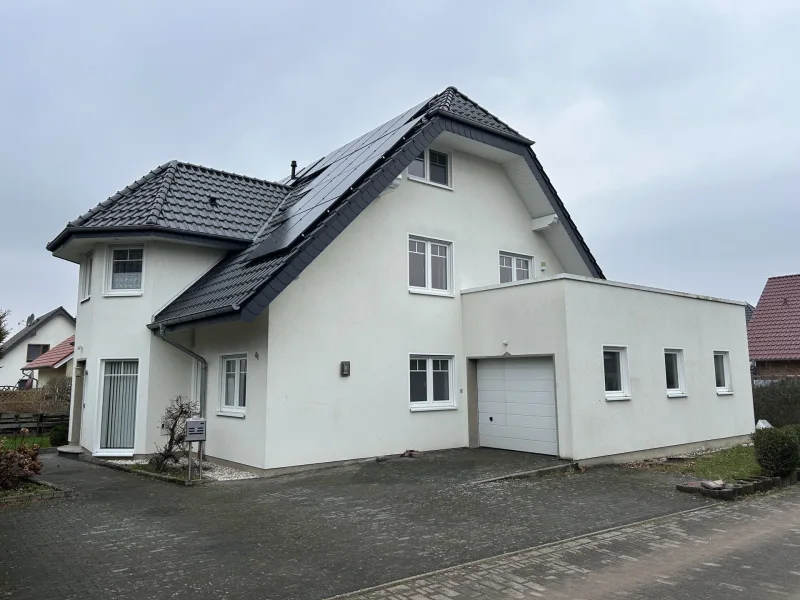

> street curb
[0,478,73,505]
[321,503,715,600]
[80,455,211,486]
[472,461,579,484]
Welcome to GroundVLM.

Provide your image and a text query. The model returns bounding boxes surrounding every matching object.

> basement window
[603,346,630,401]
[407,149,451,188]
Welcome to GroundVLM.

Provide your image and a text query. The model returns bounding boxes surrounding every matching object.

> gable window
[107,246,144,294]
[499,252,532,284]
[713,351,732,394]
[408,236,452,295]
[220,354,247,414]
[409,355,455,410]
[26,344,50,362]
[603,346,630,400]
[407,149,451,188]
[80,252,93,301]
[664,349,686,397]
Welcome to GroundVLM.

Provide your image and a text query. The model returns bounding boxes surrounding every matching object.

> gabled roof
[47,162,289,251]
[46,86,603,331]
[748,274,800,360]
[23,335,75,370]
[0,307,75,358]
[745,302,756,323]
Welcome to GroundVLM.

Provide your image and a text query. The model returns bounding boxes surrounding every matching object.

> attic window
[407,149,451,188]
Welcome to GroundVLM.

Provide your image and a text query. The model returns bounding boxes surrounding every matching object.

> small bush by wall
[752,427,800,476]
[49,425,68,447]
[753,378,800,427]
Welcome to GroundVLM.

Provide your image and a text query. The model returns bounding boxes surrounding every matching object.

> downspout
[154,325,207,418]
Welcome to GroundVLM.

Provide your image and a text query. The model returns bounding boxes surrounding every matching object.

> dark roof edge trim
[432,108,535,145]
[47,226,251,253]
[150,306,241,333]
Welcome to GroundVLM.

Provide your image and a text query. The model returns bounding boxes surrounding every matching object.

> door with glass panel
[100,360,138,450]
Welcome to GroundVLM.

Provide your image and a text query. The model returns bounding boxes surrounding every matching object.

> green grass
[642,445,761,481]
[0,435,52,449]
[0,481,43,498]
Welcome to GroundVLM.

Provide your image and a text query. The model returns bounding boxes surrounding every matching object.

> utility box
[185,418,207,442]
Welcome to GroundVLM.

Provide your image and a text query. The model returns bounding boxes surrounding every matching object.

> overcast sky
[1,1,798,332]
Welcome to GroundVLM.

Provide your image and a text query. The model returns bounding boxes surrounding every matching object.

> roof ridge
[766,273,800,280]
[443,87,524,137]
[145,161,178,226]
[69,161,175,227]
[176,161,292,189]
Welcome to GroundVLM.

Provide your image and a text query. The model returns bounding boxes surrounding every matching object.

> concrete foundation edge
[575,434,753,467]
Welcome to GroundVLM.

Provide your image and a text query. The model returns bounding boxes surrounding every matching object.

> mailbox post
[185,418,207,482]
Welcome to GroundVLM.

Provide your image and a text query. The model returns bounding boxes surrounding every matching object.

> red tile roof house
[749,274,800,379]
[22,335,76,387]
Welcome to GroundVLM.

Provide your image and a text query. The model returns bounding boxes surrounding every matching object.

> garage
[477,357,558,455]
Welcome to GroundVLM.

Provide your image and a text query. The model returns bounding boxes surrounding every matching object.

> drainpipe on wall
[154,325,207,419]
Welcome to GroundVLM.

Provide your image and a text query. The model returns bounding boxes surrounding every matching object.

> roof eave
[431,108,535,146]
[48,226,251,254]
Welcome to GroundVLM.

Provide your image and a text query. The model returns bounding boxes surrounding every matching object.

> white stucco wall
[72,240,223,454]
[0,315,75,387]
[261,146,569,469]
[462,275,755,461]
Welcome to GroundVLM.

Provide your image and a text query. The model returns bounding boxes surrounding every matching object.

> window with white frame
[407,149,451,187]
[408,236,452,294]
[499,252,532,284]
[603,346,630,400]
[664,349,686,396]
[220,354,247,412]
[713,351,732,393]
[80,252,93,301]
[107,246,144,293]
[409,355,455,409]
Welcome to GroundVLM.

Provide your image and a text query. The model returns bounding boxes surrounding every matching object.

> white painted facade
[0,315,75,387]
[462,275,755,461]
[62,134,755,469]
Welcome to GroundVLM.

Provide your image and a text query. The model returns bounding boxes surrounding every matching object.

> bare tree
[149,395,197,472]
[0,309,10,352]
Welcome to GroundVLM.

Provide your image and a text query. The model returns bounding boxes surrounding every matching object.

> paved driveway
[1,450,706,600]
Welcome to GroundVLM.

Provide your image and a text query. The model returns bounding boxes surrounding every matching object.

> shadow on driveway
[1,449,707,600]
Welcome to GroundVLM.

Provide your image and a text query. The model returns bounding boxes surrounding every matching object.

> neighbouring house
[0,307,76,388]
[745,302,756,324]
[748,274,800,379]
[22,335,75,387]
[47,87,754,470]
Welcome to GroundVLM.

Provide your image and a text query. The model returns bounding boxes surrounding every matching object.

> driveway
[1,450,706,600]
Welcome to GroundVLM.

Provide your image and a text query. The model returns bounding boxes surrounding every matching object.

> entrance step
[57,445,83,459]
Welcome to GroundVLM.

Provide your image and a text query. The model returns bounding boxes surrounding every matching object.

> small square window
[107,246,144,294]
[407,149,451,188]
[664,349,686,396]
[713,351,732,394]
[499,252,532,284]
[603,346,630,400]
[409,355,455,409]
[408,236,452,295]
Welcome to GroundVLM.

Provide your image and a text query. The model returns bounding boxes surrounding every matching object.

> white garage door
[477,358,558,455]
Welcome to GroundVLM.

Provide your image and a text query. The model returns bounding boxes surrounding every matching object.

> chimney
[290,160,297,179]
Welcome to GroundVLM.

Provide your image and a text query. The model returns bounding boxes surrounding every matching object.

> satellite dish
[25,314,35,327]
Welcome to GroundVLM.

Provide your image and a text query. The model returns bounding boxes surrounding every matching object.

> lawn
[0,435,52,449]
[634,445,762,481]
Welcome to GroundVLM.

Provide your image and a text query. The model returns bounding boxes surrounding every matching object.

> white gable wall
[262,145,572,469]
[0,315,75,387]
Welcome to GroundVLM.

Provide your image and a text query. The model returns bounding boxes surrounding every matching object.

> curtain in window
[431,244,448,290]
[112,249,143,289]
[100,360,138,449]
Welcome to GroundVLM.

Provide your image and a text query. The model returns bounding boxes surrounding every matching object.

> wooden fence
[0,412,69,437]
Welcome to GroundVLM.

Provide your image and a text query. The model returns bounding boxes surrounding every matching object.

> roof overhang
[49,226,249,262]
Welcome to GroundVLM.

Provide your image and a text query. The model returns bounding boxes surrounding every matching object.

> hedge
[753,378,800,428]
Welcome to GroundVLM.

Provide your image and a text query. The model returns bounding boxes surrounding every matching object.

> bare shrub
[148,396,197,472]
[0,430,42,490]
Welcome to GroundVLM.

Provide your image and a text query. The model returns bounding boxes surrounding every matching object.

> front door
[99,360,138,451]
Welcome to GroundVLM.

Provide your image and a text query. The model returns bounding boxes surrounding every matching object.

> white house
[47,87,754,470]
[0,307,75,388]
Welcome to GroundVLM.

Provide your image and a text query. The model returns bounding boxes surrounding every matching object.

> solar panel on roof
[250,98,432,260]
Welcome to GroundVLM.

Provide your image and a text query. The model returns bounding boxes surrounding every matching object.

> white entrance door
[477,357,558,455]
[99,360,138,450]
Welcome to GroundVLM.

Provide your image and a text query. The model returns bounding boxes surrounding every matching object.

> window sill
[409,288,454,298]
[605,395,631,402]
[716,390,734,396]
[410,404,457,412]
[216,411,246,419]
[103,291,143,298]
[406,175,453,191]
[667,392,688,398]
[79,297,91,304]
